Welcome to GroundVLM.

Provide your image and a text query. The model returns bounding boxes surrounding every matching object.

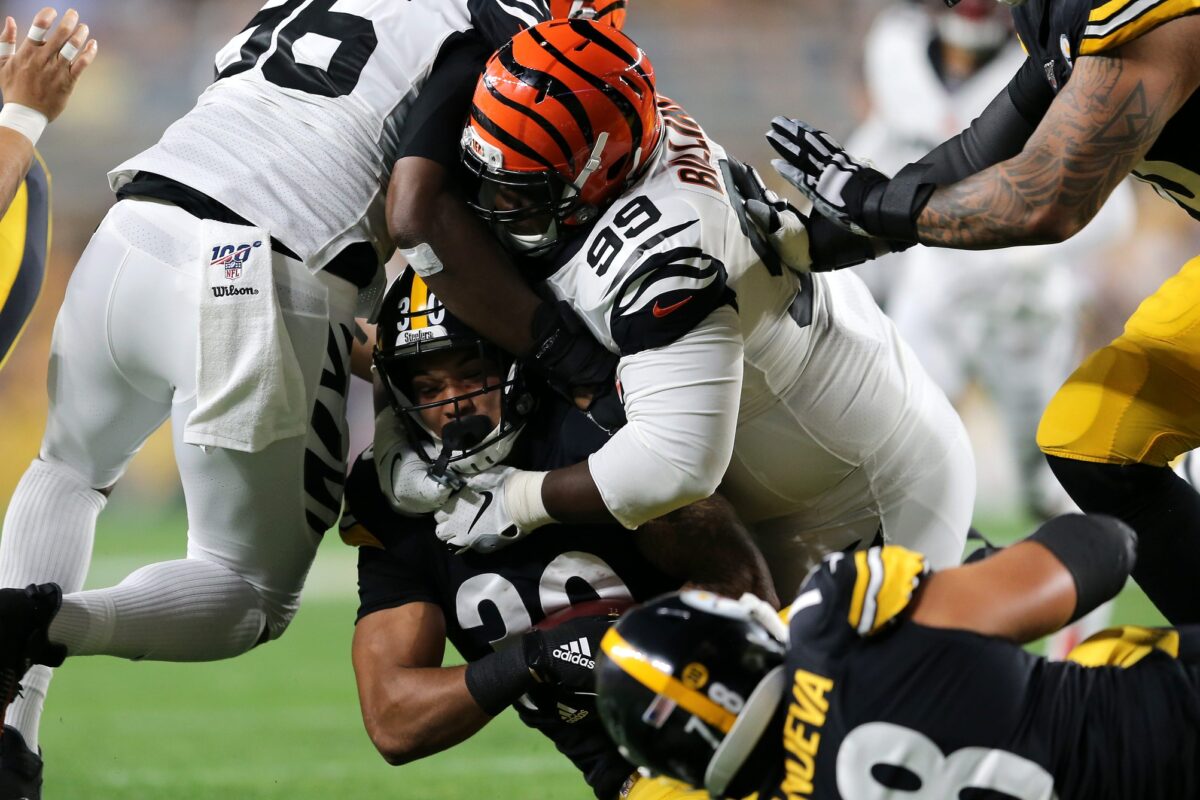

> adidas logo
[557,702,589,724]
[552,637,595,669]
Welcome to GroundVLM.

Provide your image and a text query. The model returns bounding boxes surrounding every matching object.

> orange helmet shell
[550,0,628,30]
[463,19,661,213]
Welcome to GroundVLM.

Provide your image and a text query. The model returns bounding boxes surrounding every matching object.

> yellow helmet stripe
[848,550,872,630]
[601,627,737,734]
[409,273,430,330]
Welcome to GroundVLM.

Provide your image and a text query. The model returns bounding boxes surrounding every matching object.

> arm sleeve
[587,306,744,529]
[396,32,493,169]
[910,56,1055,185]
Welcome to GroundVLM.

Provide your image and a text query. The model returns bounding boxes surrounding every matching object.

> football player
[393,19,977,598]
[0,2,611,797]
[847,0,1136,519]
[0,7,95,370]
[346,268,774,800]
[594,514,1200,800]
[759,0,1200,627]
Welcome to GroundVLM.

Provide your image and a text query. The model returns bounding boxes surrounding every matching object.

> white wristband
[505,470,556,531]
[399,242,445,278]
[0,104,48,146]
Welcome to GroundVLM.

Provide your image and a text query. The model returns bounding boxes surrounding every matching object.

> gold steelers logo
[681,662,709,689]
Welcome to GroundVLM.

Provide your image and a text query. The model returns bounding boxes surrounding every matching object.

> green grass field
[33,509,1164,798]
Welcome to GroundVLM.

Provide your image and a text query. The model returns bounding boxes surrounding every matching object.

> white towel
[184,219,307,453]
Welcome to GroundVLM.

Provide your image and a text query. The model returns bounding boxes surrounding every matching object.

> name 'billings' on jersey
[1011,0,1200,220]
[762,546,1200,800]
[542,97,964,537]
[108,0,543,272]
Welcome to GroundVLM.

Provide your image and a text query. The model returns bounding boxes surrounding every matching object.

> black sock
[1046,455,1200,625]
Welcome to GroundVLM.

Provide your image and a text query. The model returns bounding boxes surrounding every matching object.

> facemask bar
[372,338,528,477]
[461,140,602,256]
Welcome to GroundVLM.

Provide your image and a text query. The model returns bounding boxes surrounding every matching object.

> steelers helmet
[460,18,663,255]
[373,268,534,477]
[595,592,788,798]
[550,0,628,29]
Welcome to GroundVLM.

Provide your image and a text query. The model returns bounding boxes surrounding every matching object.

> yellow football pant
[1038,253,1200,466]
[622,774,760,800]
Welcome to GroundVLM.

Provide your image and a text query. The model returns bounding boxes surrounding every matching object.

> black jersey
[757,545,1200,800]
[1011,0,1200,221]
[342,397,679,800]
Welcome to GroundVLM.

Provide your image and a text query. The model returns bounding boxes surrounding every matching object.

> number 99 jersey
[761,546,1200,800]
[109,0,545,272]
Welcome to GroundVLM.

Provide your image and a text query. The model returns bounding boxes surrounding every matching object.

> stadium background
[0,1,1195,796]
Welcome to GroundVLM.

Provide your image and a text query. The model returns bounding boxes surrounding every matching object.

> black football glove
[720,157,812,276]
[522,614,615,695]
[766,116,935,245]
[531,300,626,433]
[464,613,619,714]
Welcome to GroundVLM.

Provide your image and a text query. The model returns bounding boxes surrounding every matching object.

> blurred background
[0,0,1195,797]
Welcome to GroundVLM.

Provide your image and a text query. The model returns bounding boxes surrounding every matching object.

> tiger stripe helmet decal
[461,19,663,253]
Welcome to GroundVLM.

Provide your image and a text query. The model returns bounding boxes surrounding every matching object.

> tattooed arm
[917,14,1200,249]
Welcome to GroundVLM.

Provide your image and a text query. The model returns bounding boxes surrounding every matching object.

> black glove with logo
[530,300,626,433]
[463,614,617,715]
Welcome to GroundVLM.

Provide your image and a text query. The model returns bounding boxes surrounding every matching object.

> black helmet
[373,268,535,477]
[595,591,788,797]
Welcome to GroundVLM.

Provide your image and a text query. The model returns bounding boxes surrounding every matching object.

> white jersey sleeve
[109,0,546,272]
[541,99,772,527]
[588,306,744,528]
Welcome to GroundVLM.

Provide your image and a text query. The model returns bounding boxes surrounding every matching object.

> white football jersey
[110,0,545,272]
[544,99,957,526]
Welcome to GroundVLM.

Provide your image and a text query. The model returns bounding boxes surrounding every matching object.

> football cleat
[0,725,41,800]
[0,585,65,733]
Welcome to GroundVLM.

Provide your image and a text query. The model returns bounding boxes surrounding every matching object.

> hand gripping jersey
[541,98,972,555]
[342,397,680,800]
[1012,0,1200,221]
[760,545,1200,800]
[109,0,544,272]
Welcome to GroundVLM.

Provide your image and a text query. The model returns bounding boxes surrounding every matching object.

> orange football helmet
[550,0,628,29]
[461,19,662,255]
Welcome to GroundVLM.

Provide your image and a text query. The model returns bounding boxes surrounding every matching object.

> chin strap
[572,131,610,198]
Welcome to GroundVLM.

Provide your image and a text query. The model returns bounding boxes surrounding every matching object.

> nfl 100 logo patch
[210,240,263,281]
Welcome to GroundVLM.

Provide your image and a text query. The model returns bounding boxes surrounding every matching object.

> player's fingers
[0,17,17,59]
[23,7,57,48]
[42,7,78,55]
[68,37,95,77]
[58,21,86,63]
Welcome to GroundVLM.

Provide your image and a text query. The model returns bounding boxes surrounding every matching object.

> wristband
[0,104,47,146]
[851,163,936,243]
[399,242,444,277]
[1027,513,1137,623]
[505,470,555,531]
[464,642,536,715]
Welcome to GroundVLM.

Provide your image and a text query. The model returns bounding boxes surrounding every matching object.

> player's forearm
[636,494,779,608]
[918,53,1181,249]
[357,664,492,766]
[542,461,617,523]
[0,129,33,216]
[388,157,541,357]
